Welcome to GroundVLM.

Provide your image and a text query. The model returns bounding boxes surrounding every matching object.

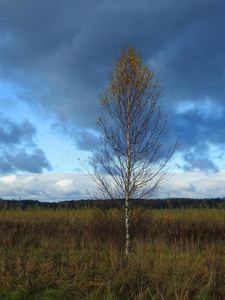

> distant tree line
[0,198,225,211]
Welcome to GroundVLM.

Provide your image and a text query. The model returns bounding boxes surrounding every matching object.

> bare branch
[86,45,179,257]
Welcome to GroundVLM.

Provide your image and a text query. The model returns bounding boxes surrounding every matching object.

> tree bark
[125,195,130,258]
[125,97,131,258]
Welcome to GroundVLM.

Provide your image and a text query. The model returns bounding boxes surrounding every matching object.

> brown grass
[0,207,224,299]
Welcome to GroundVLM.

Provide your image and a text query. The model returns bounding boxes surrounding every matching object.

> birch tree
[90,45,178,258]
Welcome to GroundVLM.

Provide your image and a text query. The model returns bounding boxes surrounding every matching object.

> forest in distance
[0,197,225,210]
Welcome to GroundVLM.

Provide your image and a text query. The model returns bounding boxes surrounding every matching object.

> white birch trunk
[125,194,130,257]
[125,97,131,258]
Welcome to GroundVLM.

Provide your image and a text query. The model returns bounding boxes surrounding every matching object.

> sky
[0,0,225,201]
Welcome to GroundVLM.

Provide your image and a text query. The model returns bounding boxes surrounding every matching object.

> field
[0,206,224,299]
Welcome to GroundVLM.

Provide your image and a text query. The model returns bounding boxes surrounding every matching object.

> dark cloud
[0,118,51,174]
[176,142,220,174]
[0,159,13,173]
[172,102,225,174]
[0,0,224,161]
[0,148,52,174]
[0,118,36,145]
[173,102,225,151]
[151,26,225,110]
[183,152,219,174]
[73,129,99,151]
[3,149,52,174]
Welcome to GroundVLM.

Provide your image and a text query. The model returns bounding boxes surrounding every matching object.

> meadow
[0,206,224,299]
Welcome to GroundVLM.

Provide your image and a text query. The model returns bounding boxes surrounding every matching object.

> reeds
[0,207,224,299]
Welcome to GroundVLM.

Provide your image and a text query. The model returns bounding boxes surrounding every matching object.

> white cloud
[162,170,225,199]
[55,179,74,191]
[0,173,95,201]
[0,174,17,184]
[23,176,35,183]
[56,178,73,187]
[0,170,224,201]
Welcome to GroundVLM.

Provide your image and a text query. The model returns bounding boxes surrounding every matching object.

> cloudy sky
[0,0,225,201]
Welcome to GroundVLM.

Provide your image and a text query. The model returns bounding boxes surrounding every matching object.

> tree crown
[90,45,178,200]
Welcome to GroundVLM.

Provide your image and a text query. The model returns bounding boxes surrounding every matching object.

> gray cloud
[179,143,220,174]
[0,159,13,173]
[3,149,52,174]
[183,153,219,174]
[150,12,225,108]
[72,129,99,151]
[0,118,36,145]
[0,0,224,163]
[172,102,225,152]
[0,118,51,174]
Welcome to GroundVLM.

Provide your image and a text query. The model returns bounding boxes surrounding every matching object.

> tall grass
[0,207,224,299]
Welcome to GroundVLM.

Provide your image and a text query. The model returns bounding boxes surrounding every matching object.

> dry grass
[0,207,224,299]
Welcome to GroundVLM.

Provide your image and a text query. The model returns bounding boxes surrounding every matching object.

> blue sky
[0,0,225,201]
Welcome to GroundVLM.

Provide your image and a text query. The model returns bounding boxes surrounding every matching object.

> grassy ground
[0,207,224,299]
